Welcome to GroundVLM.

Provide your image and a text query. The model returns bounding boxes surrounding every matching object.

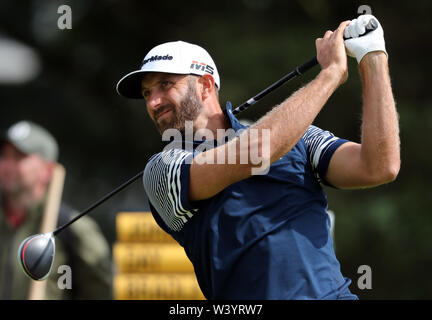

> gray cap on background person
[1,120,59,162]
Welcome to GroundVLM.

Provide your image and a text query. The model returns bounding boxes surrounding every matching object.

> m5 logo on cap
[190,61,214,75]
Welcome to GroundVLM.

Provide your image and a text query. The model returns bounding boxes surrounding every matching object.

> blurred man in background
[0,120,112,299]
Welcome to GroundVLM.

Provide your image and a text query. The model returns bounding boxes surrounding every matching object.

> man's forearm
[190,21,349,201]
[190,70,342,200]
[219,68,342,180]
[359,52,400,179]
[250,69,341,165]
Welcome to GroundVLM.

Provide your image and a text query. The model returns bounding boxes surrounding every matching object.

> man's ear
[198,74,216,100]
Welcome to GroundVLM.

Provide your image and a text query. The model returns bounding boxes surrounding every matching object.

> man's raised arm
[189,21,352,201]
[325,16,400,189]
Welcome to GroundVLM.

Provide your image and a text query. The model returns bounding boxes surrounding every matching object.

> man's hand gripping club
[316,20,351,87]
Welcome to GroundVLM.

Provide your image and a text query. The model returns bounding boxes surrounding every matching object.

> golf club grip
[53,170,144,236]
[296,56,318,74]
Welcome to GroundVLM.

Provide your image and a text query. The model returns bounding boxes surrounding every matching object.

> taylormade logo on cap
[116,41,220,99]
[142,54,173,66]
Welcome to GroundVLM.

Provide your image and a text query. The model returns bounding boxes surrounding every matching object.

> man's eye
[161,81,172,88]
[142,91,150,99]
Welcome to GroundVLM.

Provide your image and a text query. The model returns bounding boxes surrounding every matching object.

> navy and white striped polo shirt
[143,101,358,300]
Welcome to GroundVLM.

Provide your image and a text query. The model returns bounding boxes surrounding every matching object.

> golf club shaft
[231,18,378,116]
[53,170,144,236]
[232,56,317,115]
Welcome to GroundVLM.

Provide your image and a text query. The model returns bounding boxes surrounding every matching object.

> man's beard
[154,79,203,136]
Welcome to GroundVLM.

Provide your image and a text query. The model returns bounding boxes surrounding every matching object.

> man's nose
[146,90,164,111]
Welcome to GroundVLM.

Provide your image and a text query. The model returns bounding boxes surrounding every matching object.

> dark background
[1,0,431,299]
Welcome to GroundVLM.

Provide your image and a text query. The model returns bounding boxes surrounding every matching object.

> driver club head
[15,170,144,281]
[17,233,56,281]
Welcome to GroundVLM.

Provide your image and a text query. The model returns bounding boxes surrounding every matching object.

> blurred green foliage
[1,0,431,299]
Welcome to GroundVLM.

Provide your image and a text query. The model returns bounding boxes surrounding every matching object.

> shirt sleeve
[143,148,198,232]
[302,125,350,186]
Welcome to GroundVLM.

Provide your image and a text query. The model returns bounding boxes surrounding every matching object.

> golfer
[116,15,400,299]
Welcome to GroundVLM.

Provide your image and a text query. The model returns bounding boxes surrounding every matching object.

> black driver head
[17,233,56,281]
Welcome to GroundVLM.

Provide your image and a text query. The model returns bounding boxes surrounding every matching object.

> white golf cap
[116,40,220,99]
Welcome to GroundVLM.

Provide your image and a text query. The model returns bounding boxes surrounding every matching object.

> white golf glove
[344,14,387,64]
